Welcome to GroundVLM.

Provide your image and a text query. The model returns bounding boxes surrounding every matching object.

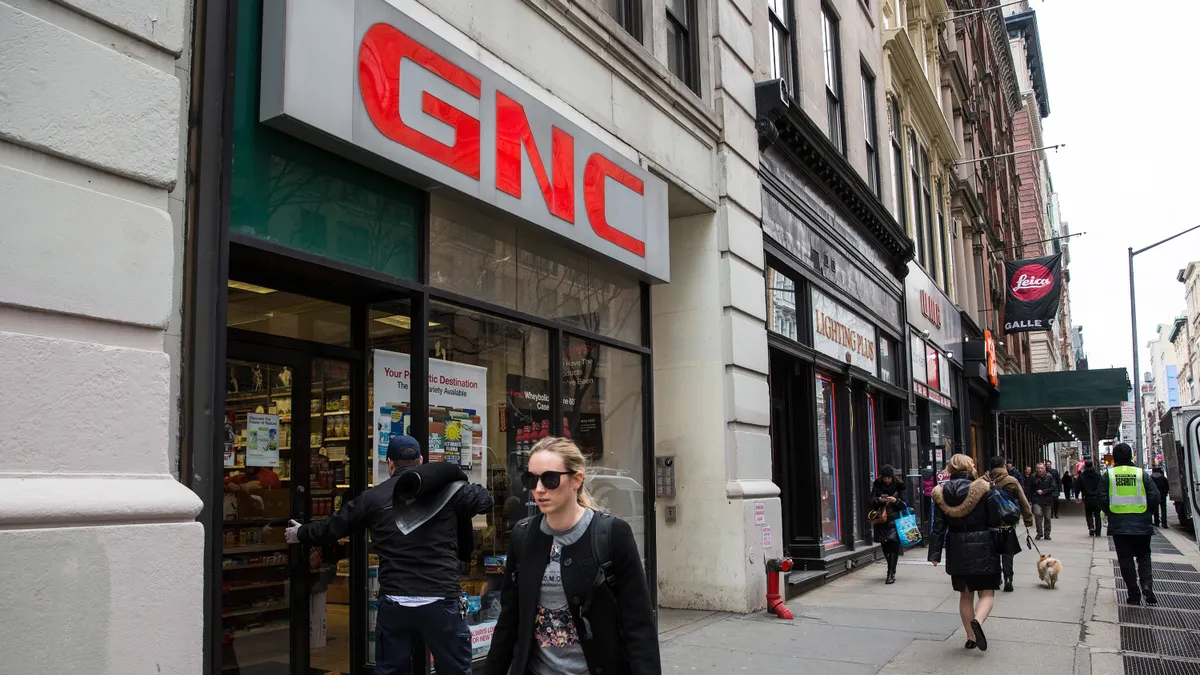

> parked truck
[1160,406,1200,541]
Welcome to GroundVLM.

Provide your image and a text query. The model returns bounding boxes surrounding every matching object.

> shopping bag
[894,508,922,547]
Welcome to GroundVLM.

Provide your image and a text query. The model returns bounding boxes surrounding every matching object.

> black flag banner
[1003,254,1063,333]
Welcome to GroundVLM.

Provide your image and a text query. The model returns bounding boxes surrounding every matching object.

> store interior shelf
[322,410,350,416]
[222,561,288,571]
[324,437,350,442]
[225,581,289,592]
[223,602,289,618]
[336,484,350,489]
[224,543,289,554]
[228,623,289,639]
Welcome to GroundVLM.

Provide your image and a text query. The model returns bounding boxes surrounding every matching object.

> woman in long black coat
[928,454,1002,653]
[870,465,906,584]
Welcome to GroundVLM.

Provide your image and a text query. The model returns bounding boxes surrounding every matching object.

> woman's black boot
[885,552,897,584]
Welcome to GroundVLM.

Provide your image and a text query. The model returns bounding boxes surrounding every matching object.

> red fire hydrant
[765,557,794,619]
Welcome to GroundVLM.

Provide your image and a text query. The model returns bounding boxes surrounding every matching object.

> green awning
[995,368,1132,443]
[997,368,1132,411]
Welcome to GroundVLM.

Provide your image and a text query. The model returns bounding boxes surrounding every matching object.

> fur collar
[932,477,993,518]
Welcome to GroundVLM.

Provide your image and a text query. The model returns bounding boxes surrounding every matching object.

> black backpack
[509,512,617,639]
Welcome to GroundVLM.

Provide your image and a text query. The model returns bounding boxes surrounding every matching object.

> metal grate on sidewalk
[1118,579,1200,595]
[1126,655,1200,674]
[1119,592,1200,612]
[1112,561,1199,572]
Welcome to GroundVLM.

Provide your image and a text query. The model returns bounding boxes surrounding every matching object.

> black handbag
[997,527,1022,556]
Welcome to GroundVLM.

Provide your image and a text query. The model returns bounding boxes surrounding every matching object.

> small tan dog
[1037,554,1062,589]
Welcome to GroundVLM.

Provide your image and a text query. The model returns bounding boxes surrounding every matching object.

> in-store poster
[223,410,237,468]
[245,413,280,467]
[372,350,488,485]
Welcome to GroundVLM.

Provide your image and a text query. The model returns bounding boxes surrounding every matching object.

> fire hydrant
[765,557,794,619]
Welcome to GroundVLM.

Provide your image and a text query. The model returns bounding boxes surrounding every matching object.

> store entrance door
[221,340,361,675]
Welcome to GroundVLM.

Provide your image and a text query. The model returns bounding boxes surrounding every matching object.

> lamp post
[1129,223,1200,465]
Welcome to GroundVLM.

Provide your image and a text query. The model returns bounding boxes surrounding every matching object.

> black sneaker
[1125,594,1142,606]
[1145,590,1158,606]
[1045,536,1052,541]
[965,640,976,650]
[1036,534,1043,540]
[1004,579,1014,593]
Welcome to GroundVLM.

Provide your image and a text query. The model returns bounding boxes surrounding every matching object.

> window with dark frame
[821,6,844,153]
[599,0,644,42]
[666,0,700,94]
[938,181,950,291]
[921,147,934,279]
[768,0,794,90]
[861,66,880,196]
[889,97,905,229]
[908,131,924,265]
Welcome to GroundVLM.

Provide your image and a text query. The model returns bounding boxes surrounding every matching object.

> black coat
[927,474,1001,576]
[870,478,907,543]
[484,514,660,675]
[1152,470,1170,499]
[1077,469,1103,506]
[1029,472,1059,506]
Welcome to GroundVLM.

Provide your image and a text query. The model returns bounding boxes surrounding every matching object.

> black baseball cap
[387,435,422,462]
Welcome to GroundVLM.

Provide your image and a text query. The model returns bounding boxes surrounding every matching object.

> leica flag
[1003,254,1063,333]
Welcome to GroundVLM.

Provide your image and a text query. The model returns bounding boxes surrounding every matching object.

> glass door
[221,351,308,675]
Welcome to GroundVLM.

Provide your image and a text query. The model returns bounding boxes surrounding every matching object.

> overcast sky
[1035,1,1200,381]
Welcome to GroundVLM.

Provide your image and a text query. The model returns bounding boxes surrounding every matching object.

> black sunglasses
[522,470,575,491]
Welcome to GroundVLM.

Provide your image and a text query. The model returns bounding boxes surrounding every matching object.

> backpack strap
[508,515,542,583]
[590,512,617,590]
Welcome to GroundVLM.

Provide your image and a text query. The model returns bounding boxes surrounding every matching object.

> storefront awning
[995,368,1132,443]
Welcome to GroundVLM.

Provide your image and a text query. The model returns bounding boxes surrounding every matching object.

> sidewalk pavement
[658,500,1200,674]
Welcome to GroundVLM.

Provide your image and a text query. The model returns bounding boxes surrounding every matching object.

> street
[658,502,1195,674]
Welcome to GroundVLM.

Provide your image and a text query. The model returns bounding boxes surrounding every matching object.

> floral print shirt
[529,509,594,675]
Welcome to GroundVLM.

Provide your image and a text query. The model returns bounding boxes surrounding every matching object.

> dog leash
[1024,527,1043,555]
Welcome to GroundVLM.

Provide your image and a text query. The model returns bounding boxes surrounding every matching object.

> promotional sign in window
[1003,254,1063,333]
[812,288,878,373]
[372,350,488,485]
[245,413,280,467]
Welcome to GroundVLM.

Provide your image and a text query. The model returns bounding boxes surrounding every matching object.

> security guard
[1099,442,1162,606]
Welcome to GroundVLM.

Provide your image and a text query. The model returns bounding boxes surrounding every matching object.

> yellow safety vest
[1108,465,1148,514]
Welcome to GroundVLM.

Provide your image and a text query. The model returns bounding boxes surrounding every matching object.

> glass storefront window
[227,281,352,347]
[930,404,952,464]
[815,375,841,547]
[562,336,647,563]
[766,266,798,340]
[429,196,643,345]
[878,338,896,385]
[230,0,420,281]
[867,394,878,481]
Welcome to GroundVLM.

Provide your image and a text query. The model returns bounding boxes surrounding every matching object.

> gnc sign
[259,0,669,281]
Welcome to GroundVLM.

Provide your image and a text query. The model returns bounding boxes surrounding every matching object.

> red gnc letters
[358,23,646,257]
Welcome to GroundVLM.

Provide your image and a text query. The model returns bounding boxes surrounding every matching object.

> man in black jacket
[1152,465,1171,528]
[1076,460,1104,536]
[1101,443,1162,606]
[1045,459,1062,518]
[1029,463,1058,540]
[286,436,493,675]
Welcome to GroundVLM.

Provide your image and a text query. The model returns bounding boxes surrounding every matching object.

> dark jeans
[376,598,471,675]
[1113,535,1155,597]
[1051,496,1060,518]
[1002,553,1014,580]
[1154,500,1170,526]
[1084,504,1103,534]
[1032,503,1052,537]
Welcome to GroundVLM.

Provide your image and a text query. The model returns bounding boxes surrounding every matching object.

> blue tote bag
[894,508,922,547]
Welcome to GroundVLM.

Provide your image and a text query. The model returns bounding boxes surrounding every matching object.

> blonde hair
[946,453,978,479]
[529,436,598,509]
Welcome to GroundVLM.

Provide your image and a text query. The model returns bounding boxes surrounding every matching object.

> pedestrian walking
[1061,471,1074,501]
[1100,443,1162,606]
[1029,463,1058,540]
[1023,466,1035,501]
[929,454,1002,652]
[871,465,907,584]
[988,456,1033,593]
[1007,459,1025,488]
[1076,460,1104,537]
[485,437,661,675]
[286,436,494,675]
[1046,460,1062,518]
[1151,465,1170,528]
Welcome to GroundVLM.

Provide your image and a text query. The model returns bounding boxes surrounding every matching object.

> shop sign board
[905,262,963,362]
[984,329,1000,388]
[1002,254,1063,333]
[259,0,669,282]
[812,288,878,373]
[913,381,953,410]
[372,350,488,485]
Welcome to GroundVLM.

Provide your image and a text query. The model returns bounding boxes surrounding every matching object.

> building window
[666,0,699,94]
[889,97,905,226]
[766,266,799,340]
[938,182,950,291]
[909,131,924,265]
[921,147,934,278]
[862,66,880,196]
[821,6,844,153]
[599,0,643,41]
[768,0,794,88]
[816,375,841,547]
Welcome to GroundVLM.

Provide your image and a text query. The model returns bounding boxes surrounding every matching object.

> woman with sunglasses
[485,437,661,675]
